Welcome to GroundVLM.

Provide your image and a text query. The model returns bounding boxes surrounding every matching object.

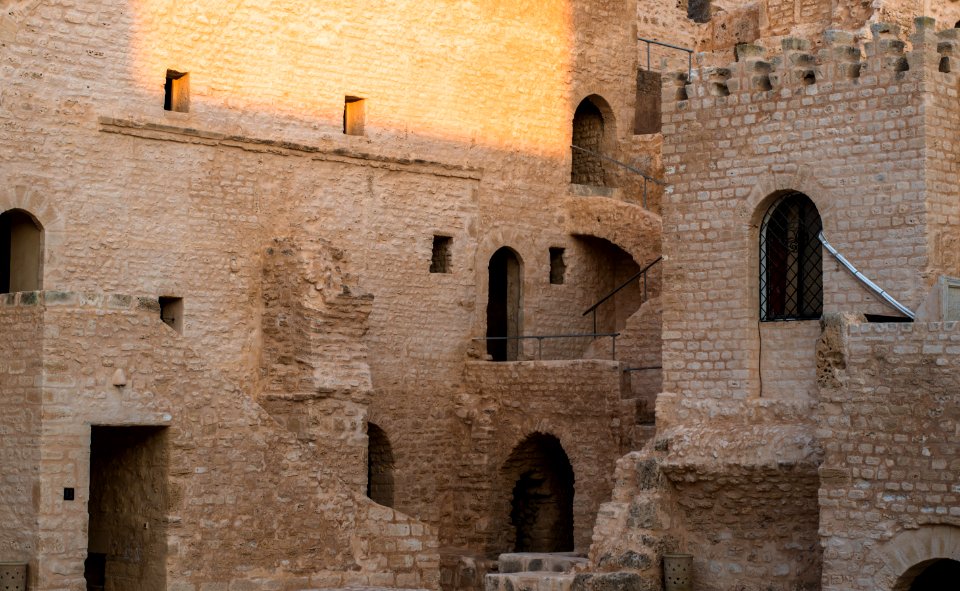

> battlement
[664,17,960,104]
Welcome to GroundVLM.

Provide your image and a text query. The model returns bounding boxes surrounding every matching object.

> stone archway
[501,433,574,553]
[894,558,960,590]
[871,525,960,590]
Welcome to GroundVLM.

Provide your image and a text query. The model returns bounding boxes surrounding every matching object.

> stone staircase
[485,553,586,591]
[586,451,670,590]
[484,552,655,591]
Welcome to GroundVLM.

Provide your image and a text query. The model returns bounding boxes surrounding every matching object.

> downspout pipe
[817,231,915,320]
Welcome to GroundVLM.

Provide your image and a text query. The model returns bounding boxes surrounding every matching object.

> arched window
[0,209,43,294]
[759,193,822,321]
[366,423,395,508]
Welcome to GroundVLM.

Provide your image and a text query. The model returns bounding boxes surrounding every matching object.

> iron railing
[582,256,662,334]
[638,36,693,80]
[570,144,665,208]
[474,333,620,361]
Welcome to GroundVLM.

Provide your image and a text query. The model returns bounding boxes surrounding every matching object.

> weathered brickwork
[0,295,42,568]
[818,319,960,590]
[454,360,626,555]
[596,14,960,591]
[2,292,440,591]
[0,1,667,589]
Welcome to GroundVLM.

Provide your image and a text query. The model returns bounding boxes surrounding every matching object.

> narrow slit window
[549,247,566,285]
[164,70,189,112]
[430,236,452,274]
[159,296,184,333]
[344,96,365,135]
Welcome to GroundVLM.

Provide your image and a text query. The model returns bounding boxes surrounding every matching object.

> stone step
[497,552,589,574]
[485,571,575,591]
[571,572,655,591]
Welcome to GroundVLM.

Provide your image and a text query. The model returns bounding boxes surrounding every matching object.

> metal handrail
[581,256,662,334]
[474,332,620,361]
[638,36,693,80]
[817,231,915,320]
[570,144,665,208]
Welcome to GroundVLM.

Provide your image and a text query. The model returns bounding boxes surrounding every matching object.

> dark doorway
[904,558,960,590]
[367,423,395,508]
[486,247,522,362]
[87,426,168,591]
[503,433,574,553]
[0,209,43,294]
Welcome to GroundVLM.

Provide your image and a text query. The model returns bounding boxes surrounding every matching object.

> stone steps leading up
[497,552,589,574]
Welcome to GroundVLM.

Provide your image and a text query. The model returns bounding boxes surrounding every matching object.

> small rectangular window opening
[159,296,184,334]
[344,96,365,135]
[430,236,452,274]
[164,70,189,112]
[549,247,566,285]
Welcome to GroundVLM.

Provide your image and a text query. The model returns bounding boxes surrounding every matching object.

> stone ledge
[98,117,484,181]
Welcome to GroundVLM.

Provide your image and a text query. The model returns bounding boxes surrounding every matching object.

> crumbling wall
[25,293,439,591]
[0,293,42,581]
[259,235,374,491]
[818,319,960,590]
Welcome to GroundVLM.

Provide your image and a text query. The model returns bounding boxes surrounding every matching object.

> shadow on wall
[367,422,395,508]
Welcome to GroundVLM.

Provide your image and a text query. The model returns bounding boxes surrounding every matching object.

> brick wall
[1,292,439,590]
[0,293,42,576]
[455,360,625,556]
[818,318,960,590]
[0,1,655,578]
[660,22,949,403]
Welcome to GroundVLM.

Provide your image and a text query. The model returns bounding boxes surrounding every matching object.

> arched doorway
[486,247,522,362]
[502,433,574,553]
[895,558,960,590]
[0,208,43,294]
[571,96,615,186]
[366,423,395,508]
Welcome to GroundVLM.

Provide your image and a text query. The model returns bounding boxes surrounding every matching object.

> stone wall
[0,2,658,581]
[818,318,960,590]
[660,21,951,402]
[454,360,626,556]
[0,293,41,571]
[0,292,439,590]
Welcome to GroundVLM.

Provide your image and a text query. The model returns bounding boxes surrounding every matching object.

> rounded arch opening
[486,247,523,362]
[366,422,395,508]
[758,192,823,321]
[894,558,960,590]
[501,433,574,553]
[0,208,44,294]
[571,95,616,187]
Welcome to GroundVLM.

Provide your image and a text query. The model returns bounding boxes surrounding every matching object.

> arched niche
[571,95,616,187]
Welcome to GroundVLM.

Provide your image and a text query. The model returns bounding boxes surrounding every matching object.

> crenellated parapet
[663,17,960,108]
